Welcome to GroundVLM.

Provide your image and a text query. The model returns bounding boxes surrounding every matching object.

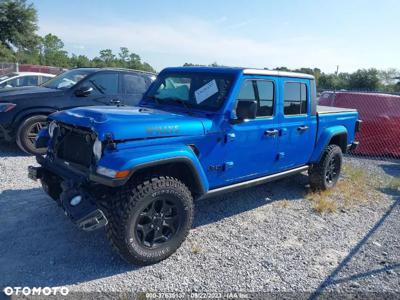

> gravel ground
[0,142,399,298]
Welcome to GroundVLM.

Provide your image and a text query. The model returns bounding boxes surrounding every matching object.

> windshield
[144,72,235,111]
[42,69,93,90]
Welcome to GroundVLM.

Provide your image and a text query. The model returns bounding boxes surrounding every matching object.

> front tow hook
[77,209,108,231]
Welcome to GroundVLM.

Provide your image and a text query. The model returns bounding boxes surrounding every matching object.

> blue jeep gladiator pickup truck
[28,67,360,265]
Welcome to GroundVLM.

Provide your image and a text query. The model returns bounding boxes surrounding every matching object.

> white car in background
[0,72,56,89]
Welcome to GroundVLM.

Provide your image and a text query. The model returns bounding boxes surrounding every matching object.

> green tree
[348,68,381,91]
[70,54,91,67]
[99,49,116,66]
[40,33,70,67]
[273,66,290,72]
[0,0,39,53]
[118,47,130,66]
[0,42,15,61]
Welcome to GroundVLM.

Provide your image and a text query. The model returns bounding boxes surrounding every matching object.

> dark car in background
[319,91,400,157]
[0,68,156,154]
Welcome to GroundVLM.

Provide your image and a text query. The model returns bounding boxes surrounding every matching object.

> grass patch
[280,199,290,208]
[307,189,337,214]
[312,196,338,214]
[307,164,381,214]
[191,244,201,254]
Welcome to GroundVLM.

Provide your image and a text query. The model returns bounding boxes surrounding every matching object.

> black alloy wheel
[325,154,341,184]
[135,198,182,249]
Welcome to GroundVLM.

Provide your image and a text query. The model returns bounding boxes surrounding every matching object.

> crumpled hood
[0,86,62,100]
[49,106,210,141]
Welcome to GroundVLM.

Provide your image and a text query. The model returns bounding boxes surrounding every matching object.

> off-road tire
[105,176,194,265]
[309,144,343,190]
[16,115,48,155]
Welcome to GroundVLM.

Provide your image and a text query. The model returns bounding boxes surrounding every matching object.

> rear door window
[122,74,150,95]
[284,82,307,115]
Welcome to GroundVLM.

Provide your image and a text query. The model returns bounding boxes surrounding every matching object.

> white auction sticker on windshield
[194,80,218,104]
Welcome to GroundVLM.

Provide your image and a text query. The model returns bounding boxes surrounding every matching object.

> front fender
[98,144,209,193]
[310,125,347,163]
[14,107,57,126]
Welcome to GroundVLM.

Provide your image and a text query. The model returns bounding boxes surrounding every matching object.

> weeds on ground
[306,189,337,214]
[280,199,291,208]
[307,164,382,214]
[191,244,202,254]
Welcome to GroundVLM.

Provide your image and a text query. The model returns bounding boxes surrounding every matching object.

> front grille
[55,125,94,168]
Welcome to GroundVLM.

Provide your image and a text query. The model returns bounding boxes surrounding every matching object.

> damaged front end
[28,122,111,231]
[28,162,108,231]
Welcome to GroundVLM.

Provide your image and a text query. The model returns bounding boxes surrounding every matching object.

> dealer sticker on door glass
[194,80,218,104]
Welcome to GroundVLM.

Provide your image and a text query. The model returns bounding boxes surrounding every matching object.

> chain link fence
[0,62,65,75]
[319,91,400,161]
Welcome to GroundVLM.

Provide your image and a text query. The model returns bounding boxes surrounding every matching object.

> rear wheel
[106,176,194,265]
[16,115,48,155]
[309,144,343,190]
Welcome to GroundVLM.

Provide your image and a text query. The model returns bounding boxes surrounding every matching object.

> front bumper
[28,158,111,231]
[35,154,128,187]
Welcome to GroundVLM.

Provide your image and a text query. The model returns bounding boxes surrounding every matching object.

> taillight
[0,103,17,112]
[355,120,362,132]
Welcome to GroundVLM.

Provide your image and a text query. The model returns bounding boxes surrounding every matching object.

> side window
[284,82,307,115]
[84,73,119,95]
[4,78,19,87]
[40,76,53,84]
[20,75,39,86]
[236,80,274,117]
[123,74,148,94]
[256,81,274,117]
[237,80,256,101]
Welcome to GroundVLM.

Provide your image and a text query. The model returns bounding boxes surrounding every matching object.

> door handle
[297,125,309,132]
[110,99,121,105]
[264,129,279,137]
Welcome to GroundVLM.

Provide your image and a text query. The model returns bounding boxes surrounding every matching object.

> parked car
[29,67,360,265]
[319,91,400,157]
[0,72,55,88]
[0,68,156,154]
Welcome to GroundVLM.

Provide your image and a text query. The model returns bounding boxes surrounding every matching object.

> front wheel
[106,176,194,265]
[16,115,48,155]
[309,144,343,190]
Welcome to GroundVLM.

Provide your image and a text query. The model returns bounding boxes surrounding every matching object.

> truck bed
[317,105,357,114]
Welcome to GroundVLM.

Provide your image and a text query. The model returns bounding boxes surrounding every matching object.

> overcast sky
[32,0,400,73]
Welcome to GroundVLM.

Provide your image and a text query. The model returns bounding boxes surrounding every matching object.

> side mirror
[74,86,93,97]
[233,100,257,122]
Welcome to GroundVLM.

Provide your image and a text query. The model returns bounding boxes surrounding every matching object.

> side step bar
[202,165,309,199]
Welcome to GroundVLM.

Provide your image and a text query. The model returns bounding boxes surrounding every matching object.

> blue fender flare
[98,144,209,194]
[310,126,347,163]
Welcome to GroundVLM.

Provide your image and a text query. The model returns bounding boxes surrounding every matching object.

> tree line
[184,63,400,93]
[0,0,155,72]
[1,0,399,92]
